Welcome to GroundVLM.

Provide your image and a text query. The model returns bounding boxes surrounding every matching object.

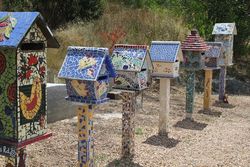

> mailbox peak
[182,30,208,52]
[212,23,237,35]
[0,12,59,48]
[58,46,116,81]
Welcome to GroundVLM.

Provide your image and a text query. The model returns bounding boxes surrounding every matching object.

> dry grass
[47,2,187,74]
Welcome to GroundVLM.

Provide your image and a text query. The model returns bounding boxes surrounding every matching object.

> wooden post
[5,147,27,167]
[77,105,94,167]
[121,91,136,159]
[219,66,226,101]
[159,78,170,136]
[186,71,195,119]
[203,69,213,111]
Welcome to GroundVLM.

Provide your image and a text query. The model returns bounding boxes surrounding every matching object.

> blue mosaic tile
[58,46,116,81]
[66,96,109,104]
[212,23,237,35]
[205,42,223,58]
[111,45,147,71]
[0,12,59,48]
[150,41,180,62]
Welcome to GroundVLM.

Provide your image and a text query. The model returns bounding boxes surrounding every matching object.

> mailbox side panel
[113,71,140,90]
[152,62,179,78]
[182,51,204,70]
[0,48,18,141]
[137,70,148,90]
[17,23,48,142]
[215,35,234,66]
[66,79,95,101]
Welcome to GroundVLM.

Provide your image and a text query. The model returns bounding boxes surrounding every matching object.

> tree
[2,0,104,29]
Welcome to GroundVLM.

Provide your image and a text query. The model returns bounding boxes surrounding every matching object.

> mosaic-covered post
[203,69,213,110]
[186,71,195,119]
[181,30,208,119]
[111,44,152,158]
[212,23,237,102]
[58,47,116,167]
[218,66,226,101]
[149,41,182,135]
[203,42,223,111]
[121,91,136,158]
[77,105,94,167]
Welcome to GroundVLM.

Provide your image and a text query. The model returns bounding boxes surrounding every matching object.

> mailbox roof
[182,29,208,52]
[149,41,182,62]
[205,42,223,58]
[212,23,237,35]
[58,46,116,81]
[111,44,149,72]
[0,12,59,48]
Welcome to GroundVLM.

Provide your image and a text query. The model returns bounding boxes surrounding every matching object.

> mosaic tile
[58,46,116,104]
[0,12,59,48]
[0,12,58,147]
[205,42,222,58]
[150,41,180,62]
[212,23,237,35]
[111,44,147,71]
[111,44,152,91]
[0,48,17,140]
[58,47,115,81]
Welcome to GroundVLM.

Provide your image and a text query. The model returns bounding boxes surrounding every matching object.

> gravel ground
[1,88,250,167]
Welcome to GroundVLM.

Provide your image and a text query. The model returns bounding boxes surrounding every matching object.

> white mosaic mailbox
[149,41,182,78]
[212,23,237,66]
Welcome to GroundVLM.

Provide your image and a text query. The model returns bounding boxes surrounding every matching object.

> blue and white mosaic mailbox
[150,41,182,78]
[212,23,237,66]
[58,46,116,104]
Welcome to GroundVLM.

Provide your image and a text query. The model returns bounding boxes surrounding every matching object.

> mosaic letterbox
[204,42,223,69]
[0,12,59,154]
[111,44,153,91]
[181,30,208,70]
[212,23,237,66]
[58,47,116,104]
[149,41,182,78]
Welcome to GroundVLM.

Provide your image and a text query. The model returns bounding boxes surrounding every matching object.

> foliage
[2,0,104,29]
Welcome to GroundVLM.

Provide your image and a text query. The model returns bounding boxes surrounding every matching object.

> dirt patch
[0,88,250,167]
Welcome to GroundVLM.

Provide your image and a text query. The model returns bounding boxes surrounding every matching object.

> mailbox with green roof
[111,44,152,91]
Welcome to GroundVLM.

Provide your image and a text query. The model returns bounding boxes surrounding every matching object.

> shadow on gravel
[198,109,222,117]
[213,101,236,109]
[143,134,180,148]
[106,158,143,167]
[174,118,208,131]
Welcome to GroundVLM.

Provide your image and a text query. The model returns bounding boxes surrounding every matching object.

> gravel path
[0,90,249,167]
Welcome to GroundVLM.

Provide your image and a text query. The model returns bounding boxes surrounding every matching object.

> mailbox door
[16,24,48,142]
